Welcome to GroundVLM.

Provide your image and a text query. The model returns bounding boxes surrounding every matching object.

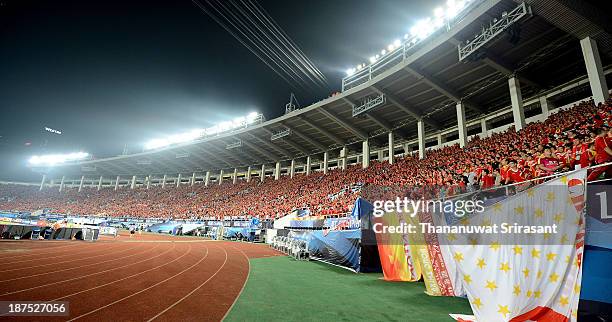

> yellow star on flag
[513,285,521,296]
[546,191,556,202]
[560,176,568,184]
[512,245,523,255]
[561,234,569,244]
[485,280,498,292]
[522,268,530,278]
[514,206,524,215]
[476,258,486,269]
[468,237,478,246]
[537,270,543,279]
[546,252,558,261]
[463,274,472,285]
[549,272,560,283]
[565,255,571,264]
[472,298,483,309]
[527,189,535,197]
[498,305,510,318]
[574,284,581,293]
[559,296,569,306]
[553,213,565,223]
[493,203,502,212]
[531,248,541,258]
[447,233,457,241]
[489,241,501,251]
[453,252,464,262]
[500,262,511,273]
[534,290,542,298]
[526,290,532,298]
[459,217,470,225]
[482,218,492,226]
[534,208,544,218]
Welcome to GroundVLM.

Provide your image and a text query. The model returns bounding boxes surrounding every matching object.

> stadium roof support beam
[371,85,441,130]
[403,66,483,114]
[318,108,368,140]
[417,120,425,160]
[456,102,468,148]
[241,139,280,161]
[197,145,234,168]
[214,141,255,166]
[282,124,327,151]
[481,53,541,90]
[388,132,394,165]
[296,115,345,145]
[362,139,370,168]
[265,128,311,155]
[508,76,526,131]
[342,97,392,131]
[580,37,610,104]
[245,132,293,158]
[447,38,541,90]
[176,147,213,171]
[206,144,244,166]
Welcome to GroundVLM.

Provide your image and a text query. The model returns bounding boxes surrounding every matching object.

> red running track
[0,233,281,321]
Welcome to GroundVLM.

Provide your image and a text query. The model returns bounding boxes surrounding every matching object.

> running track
[0,233,281,321]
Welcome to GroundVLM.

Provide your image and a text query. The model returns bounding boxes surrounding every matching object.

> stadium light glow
[28,152,89,166]
[345,0,473,76]
[144,112,263,150]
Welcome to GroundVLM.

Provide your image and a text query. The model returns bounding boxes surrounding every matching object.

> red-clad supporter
[587,127,612,181]
[0,99,611,219]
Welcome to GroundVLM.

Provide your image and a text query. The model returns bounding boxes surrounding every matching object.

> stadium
[0,0,611,321]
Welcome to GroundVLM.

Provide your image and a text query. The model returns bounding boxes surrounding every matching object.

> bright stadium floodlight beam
[28,152,89,166]
[369,56,377,63]
[144,112,262,150]
[434,6,445,18]
[393,39,401,47]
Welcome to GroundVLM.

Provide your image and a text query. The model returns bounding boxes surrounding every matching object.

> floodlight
[380,49,386,55]
[434,7,444,17]
[369,56,376,63]
[346,68,356,76]
[28,152,89,166]
[393,39,401,47]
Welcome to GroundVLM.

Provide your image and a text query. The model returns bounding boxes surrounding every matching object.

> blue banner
[290,229,361,272]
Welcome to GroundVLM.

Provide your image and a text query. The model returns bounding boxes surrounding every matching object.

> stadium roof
[36,0,612,177]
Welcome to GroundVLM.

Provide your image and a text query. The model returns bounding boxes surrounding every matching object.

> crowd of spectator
[1,100,611,220]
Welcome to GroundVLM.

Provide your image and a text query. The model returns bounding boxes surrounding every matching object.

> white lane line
[0,242,145,283]
[146,245,228,322]
[67,244,211,321]
[0,243,101,265]
[221,246,251,322]
[0,242,81,258]
[49,243,188,302]
[0,242,172,297]
[0,244,181,318]
[0,244,125,273]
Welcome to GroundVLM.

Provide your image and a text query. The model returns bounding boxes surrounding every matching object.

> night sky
[1,0,437,181]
